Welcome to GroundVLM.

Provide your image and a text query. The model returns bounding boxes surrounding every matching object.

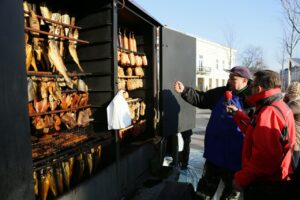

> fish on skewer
[69,28,84,72]
[55,165,64,194]
[29,6,42,61]
[27,78,37,102]
[39,2,51,20]
[85,152,93,175]
[76,153,85,182]
[62,161,70,190]
[48,40,73,88]
[68,17,84,72]
[93,145,102,171]
[62,14,71,37]
[68,157,75,181]
[47,167,58,197]
[40,169,50,200]
[33,171,38,196]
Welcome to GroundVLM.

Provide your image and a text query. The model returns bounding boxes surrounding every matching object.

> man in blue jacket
[174,66,253,200]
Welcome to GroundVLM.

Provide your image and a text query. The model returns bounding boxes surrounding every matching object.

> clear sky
[134,0,299,72]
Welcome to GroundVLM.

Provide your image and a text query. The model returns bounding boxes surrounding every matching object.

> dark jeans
[167,130,193,167]
[196,161,240,200]
[243,181,293,200]
[179,129,193,167]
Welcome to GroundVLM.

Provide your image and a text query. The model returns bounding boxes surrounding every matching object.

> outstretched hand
[174,81,185,93]
[226,104,238,113]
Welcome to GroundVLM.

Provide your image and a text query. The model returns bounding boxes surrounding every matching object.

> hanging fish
[55,165,64,194]
[94,145,102,170]
[76,153,85,182]
[85,152,93,175]
[39,2,51,20]
[62,161,70,190]
[68,156,75,181]
[40,169,50,200]
[33,171,38,196]
[47,167,58,197]
[69,28,84,72]
[29,6,42,61]
[48,40,73,88]
[62,14,71,37]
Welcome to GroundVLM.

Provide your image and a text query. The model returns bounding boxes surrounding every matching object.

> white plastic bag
[107,90,131,130]
[177,132,184,152]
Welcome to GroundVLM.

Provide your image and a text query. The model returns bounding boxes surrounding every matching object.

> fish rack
[24,10,89,44]
[32,130,111,169]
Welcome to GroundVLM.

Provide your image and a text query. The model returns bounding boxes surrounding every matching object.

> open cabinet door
[160,27,196,137]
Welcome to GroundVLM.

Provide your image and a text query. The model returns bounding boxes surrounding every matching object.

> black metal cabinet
[160,27,196,136]
[0,1,196,199]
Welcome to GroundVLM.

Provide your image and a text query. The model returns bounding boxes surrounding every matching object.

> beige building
[195,37,236,91]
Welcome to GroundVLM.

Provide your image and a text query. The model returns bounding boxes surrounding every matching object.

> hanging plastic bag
[107,90,131,130]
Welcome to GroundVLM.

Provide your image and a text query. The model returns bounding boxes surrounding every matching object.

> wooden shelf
[25,27,89,44]
[29,105,91,117]
[118,75,140,79]
[117,47,145,55]
[27,71,92,78]
[24,11,82,29]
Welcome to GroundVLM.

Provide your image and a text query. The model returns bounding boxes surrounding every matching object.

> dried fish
[29,9,42,61]
[86,152,93,175]
[62,14,71,37]
[39,2,51,20]
[94,145,102,170]
[68,17,84,72]
[62,161,70,189]
[23,1,30,17]
[27,78,37,102]
[77,79,88,92]
[68,157,75,180]
[33,171,38,196]
[55,165,64,194]
[40,169,50,200]
[76,153,85,182]
[48,40,73,88]
[47,167,58,197]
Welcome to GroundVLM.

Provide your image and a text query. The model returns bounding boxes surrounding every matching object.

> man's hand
[226,104,238,113]
[174,81,185,93]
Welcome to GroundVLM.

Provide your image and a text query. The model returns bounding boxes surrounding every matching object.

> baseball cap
[225,66,252,80]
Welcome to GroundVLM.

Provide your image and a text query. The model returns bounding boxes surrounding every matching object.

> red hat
[225,66,252,80]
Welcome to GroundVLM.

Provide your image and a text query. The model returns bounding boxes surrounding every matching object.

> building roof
[290,58,300,67]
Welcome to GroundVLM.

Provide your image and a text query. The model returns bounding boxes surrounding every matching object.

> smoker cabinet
[0,0,195,199]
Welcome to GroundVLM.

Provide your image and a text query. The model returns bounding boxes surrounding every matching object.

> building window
[222,79,226,86]
[216,79,219,87]
[216,59,219,70]
[198,55,203,71]
[222,60,225,69]
[209,78,212,89]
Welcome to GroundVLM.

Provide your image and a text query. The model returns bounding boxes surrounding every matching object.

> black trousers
[243,181,293,200]
[167,130,193,167]
[196,161,240,200]
[179,129,193,167]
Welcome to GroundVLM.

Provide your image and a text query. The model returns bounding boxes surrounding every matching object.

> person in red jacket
[226,70,296,200]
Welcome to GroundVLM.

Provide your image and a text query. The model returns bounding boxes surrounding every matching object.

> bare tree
[240,46,267,73]
[280,0,300,84]
[276,38,287,89]
[222,25,237,68]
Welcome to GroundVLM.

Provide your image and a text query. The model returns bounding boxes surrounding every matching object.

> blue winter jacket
[181,85,252,171]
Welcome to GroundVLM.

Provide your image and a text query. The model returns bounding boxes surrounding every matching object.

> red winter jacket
[233,88,296,188]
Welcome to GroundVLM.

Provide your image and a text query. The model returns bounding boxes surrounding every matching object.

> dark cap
[225,66,252,80]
